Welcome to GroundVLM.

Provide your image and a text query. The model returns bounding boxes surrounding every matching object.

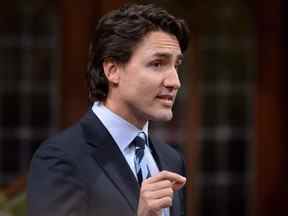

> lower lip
[156,97,173,106]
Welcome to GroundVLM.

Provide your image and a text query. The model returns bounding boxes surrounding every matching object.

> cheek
[136,80,159,101]
[121,67,163,100]
[137,72,162,91]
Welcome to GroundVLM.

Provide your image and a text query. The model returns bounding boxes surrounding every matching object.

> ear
[102,59,120,85]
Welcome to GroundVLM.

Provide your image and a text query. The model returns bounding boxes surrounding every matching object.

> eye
[175,60,182,70]
[150,60,163,68]
[174,63,180,70]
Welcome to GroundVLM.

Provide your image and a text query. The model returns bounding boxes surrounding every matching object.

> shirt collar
[92,101,149,152]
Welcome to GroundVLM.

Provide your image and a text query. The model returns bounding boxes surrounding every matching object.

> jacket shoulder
[33,121,85,160]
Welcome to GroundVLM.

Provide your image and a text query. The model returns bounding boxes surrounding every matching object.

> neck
[103,99,147,130]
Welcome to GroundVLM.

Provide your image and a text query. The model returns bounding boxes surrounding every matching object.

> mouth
[156,95,174,106]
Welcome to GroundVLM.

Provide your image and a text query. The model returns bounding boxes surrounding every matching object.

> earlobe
[103,59,120,85]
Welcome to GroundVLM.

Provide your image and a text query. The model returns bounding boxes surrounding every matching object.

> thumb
[172,176,186,191]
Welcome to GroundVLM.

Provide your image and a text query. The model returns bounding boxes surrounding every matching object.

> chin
[150,110,173,122]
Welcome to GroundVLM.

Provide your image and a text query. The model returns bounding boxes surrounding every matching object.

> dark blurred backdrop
[0,0,286,216]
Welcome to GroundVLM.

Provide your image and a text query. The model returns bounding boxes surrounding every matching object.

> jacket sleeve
[27,145,88,216]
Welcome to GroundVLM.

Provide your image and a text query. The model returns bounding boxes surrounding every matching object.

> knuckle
[168,188,173,196]
[142,191,149,199]
[162,170,169,176]
[140,187,145,193]
[146,201,155,210]
[166,197,173,206]
[161,170,168,174]
[141,187,147,194]
[163,180,171,186]
[141,181,147,187]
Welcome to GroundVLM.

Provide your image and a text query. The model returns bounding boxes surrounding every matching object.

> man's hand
[137,170,186,216]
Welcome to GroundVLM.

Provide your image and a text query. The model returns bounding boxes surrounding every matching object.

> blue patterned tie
[133,133,151,185]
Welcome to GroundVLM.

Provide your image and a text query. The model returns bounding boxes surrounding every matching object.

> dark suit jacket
[27,110,186,216]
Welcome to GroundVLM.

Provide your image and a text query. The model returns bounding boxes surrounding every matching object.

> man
[27,3,190,216]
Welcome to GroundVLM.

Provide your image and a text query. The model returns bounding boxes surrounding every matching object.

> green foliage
[0,192,26,216]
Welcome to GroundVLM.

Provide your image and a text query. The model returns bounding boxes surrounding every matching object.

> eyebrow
[152,52,184,62]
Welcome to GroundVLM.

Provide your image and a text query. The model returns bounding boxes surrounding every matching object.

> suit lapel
[80,111,139,212]
[149,138,180,216]
[149,137,169,171]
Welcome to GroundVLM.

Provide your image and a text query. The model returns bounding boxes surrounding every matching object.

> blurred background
[0,0,286,216]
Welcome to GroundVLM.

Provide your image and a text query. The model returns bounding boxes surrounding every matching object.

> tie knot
[133,133,147,149]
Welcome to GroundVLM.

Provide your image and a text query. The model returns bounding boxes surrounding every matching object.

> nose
[163,67,181,90]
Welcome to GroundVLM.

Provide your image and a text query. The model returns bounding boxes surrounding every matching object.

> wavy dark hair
[87,3,190,102]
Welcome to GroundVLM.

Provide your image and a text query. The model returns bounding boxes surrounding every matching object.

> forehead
[132,31,182,59]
